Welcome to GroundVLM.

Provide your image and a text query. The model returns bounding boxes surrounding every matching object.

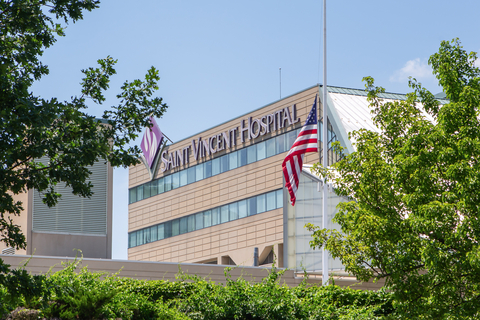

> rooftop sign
[160,104,300,173]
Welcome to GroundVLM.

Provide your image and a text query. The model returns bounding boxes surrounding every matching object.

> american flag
[282,96,318,206]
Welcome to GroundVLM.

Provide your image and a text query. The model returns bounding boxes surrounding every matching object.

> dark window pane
[212,208,219,226]
[151,180,157,196]
[158,224,165,240]
[164,175,172,191]
[276,189,283,208]
[144,182,151,198]
[129,188,137,204]
[136,185,144,201]
[257,194,266,214]
[129,233,136,247]
[238,200,247,218]
[137,229,143,245]
[247,197,257,216]
[276,134,285,154]
[196,163,204,181]
[220,155,228,173]
[238,148,247,166]
[229,152,238,170]
[144,228,151,243]
[257,141,266,160]
[204,210,212,228]
[172,220,180,236]
[287,130,298,148]
[172,172,180,189]
[187,167,196,184]
[164,221,172,238]
[266,191,276,211]
[188,215,195,232]
[158,178,164,193]
[179,217,187,234]
[247,145,256,164]
[204,161,212,178]
[221,205,229,223]
[180,170,187,187]
[266,138,276,157]
[151,225,158,241]
[196,213,204,230]
[229,203,238,221]
[212,158,220,176]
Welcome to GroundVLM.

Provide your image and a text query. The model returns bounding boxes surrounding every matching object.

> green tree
[0,0,167,249]
[308,39,480,319]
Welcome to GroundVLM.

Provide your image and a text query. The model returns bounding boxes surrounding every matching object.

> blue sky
[31,0,480,259]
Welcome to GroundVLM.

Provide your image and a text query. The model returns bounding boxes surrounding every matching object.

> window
[158,177,164,193]
[238,148,247,166]
[276,134,285,154]
[151,180,157,196]
[188,215,195,232]
[164,175,172,191]
[187,167,196,184]
[172,172,180,189]
[172,220,180,236]
[136,185,144,202]
[247,145,256,164]
[204,210,212,228]
[144,182,151,198]
[229,202,239,220]
[158,224,165,240]
[257,141,266,160]
[267,191,276,211]
[247,197,257,216]
[195,213,204,230]
[196,163,204,181]
[150,225,158,241]
[238,200,247,218]
[257,194,266,214]
[212,158,220,176]
[204,161,212,178]
[212,208,220,226]
[129,189,136,204]
[180,217,187,234]
[276,189,283,208]
[220,155,228,173]
[229,152,238,170]
[266,138,276,157]
[180,170,187,187]
[220,205,229,223]
[128,189,284,248]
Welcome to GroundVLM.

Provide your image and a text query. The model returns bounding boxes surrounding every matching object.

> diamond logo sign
[140,117,164,169]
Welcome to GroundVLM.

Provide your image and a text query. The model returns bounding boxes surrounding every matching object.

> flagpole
[322,0,329,286]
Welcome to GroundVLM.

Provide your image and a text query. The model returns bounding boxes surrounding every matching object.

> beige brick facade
[128,86,321,267]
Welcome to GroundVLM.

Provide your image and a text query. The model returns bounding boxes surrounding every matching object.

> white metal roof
[327,91,438,149]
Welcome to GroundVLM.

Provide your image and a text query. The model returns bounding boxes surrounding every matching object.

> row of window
[128,189,283,248]
[129,127,303,204]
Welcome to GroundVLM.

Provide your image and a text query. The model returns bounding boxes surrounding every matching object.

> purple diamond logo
[140,117,164,168]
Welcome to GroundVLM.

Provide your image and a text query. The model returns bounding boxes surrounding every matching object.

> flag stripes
[281,97,318,206]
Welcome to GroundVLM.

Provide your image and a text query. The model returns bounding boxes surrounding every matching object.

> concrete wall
[0,254,385,291]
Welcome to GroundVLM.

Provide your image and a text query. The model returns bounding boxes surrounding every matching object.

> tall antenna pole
[279,68,282,99]
[322,0,329,286]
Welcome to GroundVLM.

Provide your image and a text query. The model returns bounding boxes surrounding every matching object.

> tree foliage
[309,39,480,318]
[0,258,394,319]
[0,0,168,249]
